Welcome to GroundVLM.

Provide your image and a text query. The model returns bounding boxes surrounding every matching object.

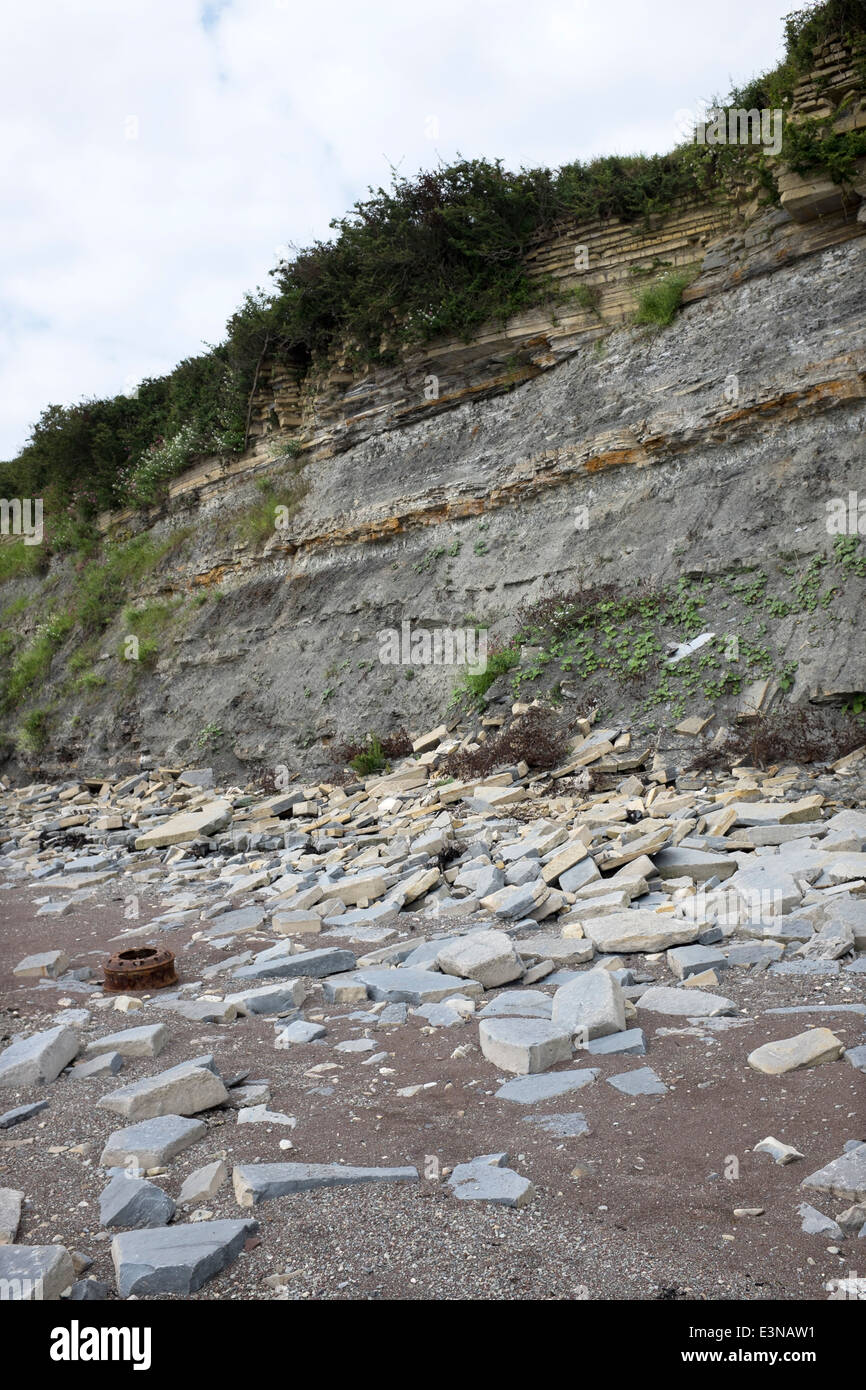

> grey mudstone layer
[99,1175,175,1229]
[111,1219,258,1296]
[100,1115,207,1168]
[233,1162,419,1206]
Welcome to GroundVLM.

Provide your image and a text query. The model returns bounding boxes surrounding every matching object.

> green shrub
[0,540,45,585]
[633,271,696,327]
[18,706,53,751]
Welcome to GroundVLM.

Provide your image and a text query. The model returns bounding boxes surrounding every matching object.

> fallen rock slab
[134,800,232,849]
[436,930,523,988]
[100,1115,207,1169]
[478,1017,572,1074]
[551,970,625,1040]
[0,1243,75,1299]
[0,1187,23,1244]
[111,1219,257,1296]
[99,1175,175,1229]
[0,1026,79,1087]
[84,1024,169,1059]
[583,913,701,954]
[97,1058,228,1121]
[801,1145,866,1204]
[747,1028,844,1075]
[636,985,735,1017]
[233,1162,419,1207]
[448,1153,534,1208]
[495,1069,598,1104]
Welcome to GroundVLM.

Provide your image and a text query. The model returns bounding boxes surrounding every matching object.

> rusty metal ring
[103,946,177,992]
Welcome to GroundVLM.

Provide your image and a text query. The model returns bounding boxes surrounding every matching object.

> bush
[689,706,865,771]
[440,706,568,779]
[633,271,696,327]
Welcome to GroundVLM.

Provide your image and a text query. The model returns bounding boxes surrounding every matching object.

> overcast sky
[0,0,790,458]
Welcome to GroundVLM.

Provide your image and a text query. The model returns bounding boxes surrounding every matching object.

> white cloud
[0,0,786,455]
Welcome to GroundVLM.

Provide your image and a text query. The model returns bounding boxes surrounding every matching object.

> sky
[0,0,791,458]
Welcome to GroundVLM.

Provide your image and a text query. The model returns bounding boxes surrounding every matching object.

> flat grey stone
[726,942,784,966]
[69,1051,123,1080]
[274,1019,326,1046]
[845,1045,866,1072]
[769,960,841,976]
[0,1186,23,1243]
[585,1028,647,1056]
[653,848,736,882]
[478,990,553,1019]
[436,929,523,988]
[178,1160,228,1206]
[100,1115,206,1169]
[0,1100,48,1129]
[495,1069,599,1104]
[636,985,735,1017]
[84,1024,169,1059]
[0,1025,79,1087]
[111,1219,257,1296]
[97,1057,228,1121]
[377,1003,408,1025]
[801,1144,866,1204]
[67,1279,111,1301]
[583,912,700,953]
[334,1038,378,1053]
[606,1066,667,1096]
[479,1017,572,1074]
[233,1162,419,1206]
[355,967,481,1005]
[99,1175,175,1229]
[225,982,306,1015]
[0,1243,75,1299]
[414,1002,466,1027]
[667,944,728,979]
[233,945,356,982]
[521,1112,590,1137]
[201,906,266,937]
[559,858,601,893]
[551,970,626,1040]
[798,1202,843,1237]
[448,1154,534,1207]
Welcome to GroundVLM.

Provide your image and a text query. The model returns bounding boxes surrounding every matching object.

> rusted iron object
[103,946,177,993]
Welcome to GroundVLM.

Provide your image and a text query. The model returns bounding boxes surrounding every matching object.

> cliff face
[2,37,866,779]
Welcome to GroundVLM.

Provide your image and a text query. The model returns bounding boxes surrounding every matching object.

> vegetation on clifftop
[0,0,862,533]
